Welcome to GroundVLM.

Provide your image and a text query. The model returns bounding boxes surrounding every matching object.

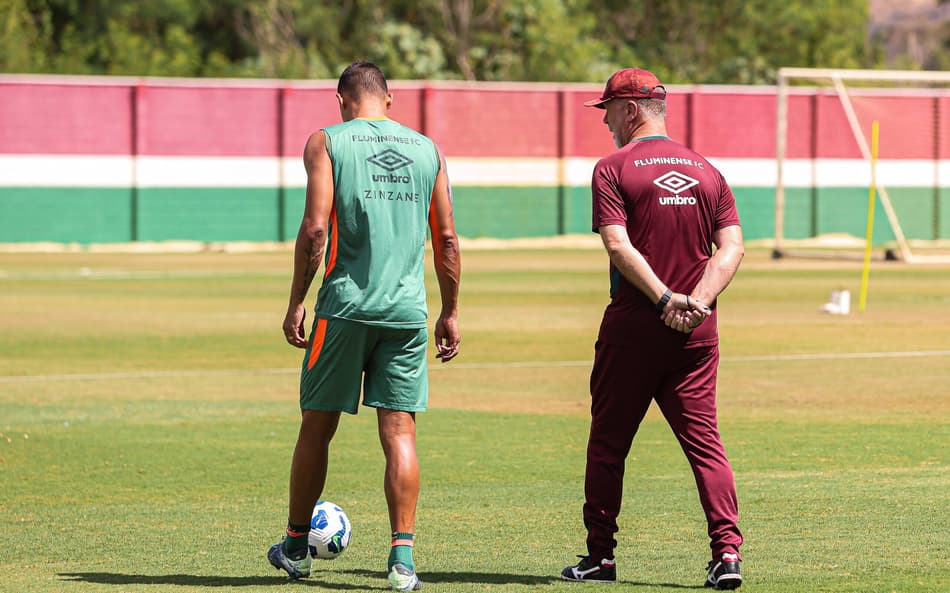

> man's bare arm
[429,149,461,362]
[283,131,334,348]
[690,225,744,308]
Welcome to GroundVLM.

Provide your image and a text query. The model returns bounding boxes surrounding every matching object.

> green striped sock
[283,522,310,559]
[388,531,415,571]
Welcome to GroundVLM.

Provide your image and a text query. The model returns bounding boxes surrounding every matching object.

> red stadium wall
[3,79,797,163]
[0,82,133,154]
[2,77,943,162]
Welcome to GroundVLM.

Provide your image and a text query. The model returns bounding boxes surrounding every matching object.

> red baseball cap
[584,68,667,108]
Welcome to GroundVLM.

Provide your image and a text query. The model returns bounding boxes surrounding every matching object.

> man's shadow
[60,570,701,588]
[344,568,700,588]
[58,570,553,588]
[342,568,557,585]
[58,573,364,588]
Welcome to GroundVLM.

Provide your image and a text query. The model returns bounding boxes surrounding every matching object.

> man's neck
[351,99,389,120]
[622,120,667,145]
[632,123,667,140]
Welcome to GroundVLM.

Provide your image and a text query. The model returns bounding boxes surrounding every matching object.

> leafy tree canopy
[0,0,911,83]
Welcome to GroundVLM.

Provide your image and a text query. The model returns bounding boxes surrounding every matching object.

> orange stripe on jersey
[306,318,329,370]
[428,198,440,255]
[324,206,339,278]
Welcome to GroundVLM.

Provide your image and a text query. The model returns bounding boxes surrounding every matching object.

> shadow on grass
[342,568,557,585]
[342,569,702,588]
[60,570,702,589]
[58,573,366,589]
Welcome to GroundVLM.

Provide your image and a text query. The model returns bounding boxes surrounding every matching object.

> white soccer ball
[308,500,352,559]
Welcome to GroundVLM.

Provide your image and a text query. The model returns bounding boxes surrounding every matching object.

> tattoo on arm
[303,239,323,286]
[292,231,326,306]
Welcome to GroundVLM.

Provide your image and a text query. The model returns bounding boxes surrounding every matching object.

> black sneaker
[561,555,616,582]
[704,552,741,590]
[267,541,312,579]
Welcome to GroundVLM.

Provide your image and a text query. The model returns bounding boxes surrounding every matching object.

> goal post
[773,67,950,263]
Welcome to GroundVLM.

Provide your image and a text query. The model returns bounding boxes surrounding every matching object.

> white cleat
[388,563,422,591]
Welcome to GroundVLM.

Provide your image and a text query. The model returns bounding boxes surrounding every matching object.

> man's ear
[625,99,639,119]
[385,93,393,109]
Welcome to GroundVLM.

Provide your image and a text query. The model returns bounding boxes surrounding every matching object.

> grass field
[1,246,948,593]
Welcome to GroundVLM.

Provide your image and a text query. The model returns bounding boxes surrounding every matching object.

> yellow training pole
[859,120,879,313]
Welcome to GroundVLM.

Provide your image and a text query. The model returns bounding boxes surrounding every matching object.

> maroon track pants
[583,340,743,561]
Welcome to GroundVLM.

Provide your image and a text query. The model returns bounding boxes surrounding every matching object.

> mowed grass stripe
[3,349,949,383]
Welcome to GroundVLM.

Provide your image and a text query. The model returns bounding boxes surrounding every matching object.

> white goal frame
[774,67,950,263]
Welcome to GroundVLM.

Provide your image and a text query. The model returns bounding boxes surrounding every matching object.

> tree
[586,0,874,85]
[0,0,904,83]
[0,0,52,73]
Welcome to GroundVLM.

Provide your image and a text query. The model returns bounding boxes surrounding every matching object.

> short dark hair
[337,61,389,101]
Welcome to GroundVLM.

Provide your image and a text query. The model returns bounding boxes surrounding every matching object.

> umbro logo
[653,171,698,194]
[366,149,414,172]
[654,170,698,206]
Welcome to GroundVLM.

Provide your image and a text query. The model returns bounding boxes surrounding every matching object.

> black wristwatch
[655,289,672,314]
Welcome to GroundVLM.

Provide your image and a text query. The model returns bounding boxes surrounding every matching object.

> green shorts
[299,316,428,414]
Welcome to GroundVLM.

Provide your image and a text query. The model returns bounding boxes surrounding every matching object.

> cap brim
[583,97,609,108]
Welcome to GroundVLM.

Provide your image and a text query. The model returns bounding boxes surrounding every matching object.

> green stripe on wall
[450,187,560,238]
[816,187,895,243]
[0,187,132,243]
[941,188,950,239]
[137,188,280,242]
[782,188,816,241]
[888,187,941,241]
[283,188,305,241]
[733,187,775,240]
[284,187,565,241]
[1,185,948,244]
[564,186,593,235]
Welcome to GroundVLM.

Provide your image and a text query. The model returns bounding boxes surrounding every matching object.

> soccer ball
[308,500,352,559]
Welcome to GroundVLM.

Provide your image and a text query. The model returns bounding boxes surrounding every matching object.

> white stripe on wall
[282,157,307,187]
[137,156,280,187]
[0,155,279,188]
[447,158,561,187]
[565,158,598,186]
[709,158,939,188]
[811,159,938,188]
[1,155,948,189]
[0,155,133,187]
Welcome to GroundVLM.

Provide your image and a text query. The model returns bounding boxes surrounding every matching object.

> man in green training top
[267,61,461,592]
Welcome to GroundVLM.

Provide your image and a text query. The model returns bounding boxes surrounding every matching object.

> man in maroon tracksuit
[561,68,745,590]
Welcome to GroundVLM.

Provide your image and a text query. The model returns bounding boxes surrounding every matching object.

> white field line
[0,368,299,383]
[1,350,949,384]
[0,270,286,281]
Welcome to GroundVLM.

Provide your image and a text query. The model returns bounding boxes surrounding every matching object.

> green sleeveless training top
[315,117,440,328]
